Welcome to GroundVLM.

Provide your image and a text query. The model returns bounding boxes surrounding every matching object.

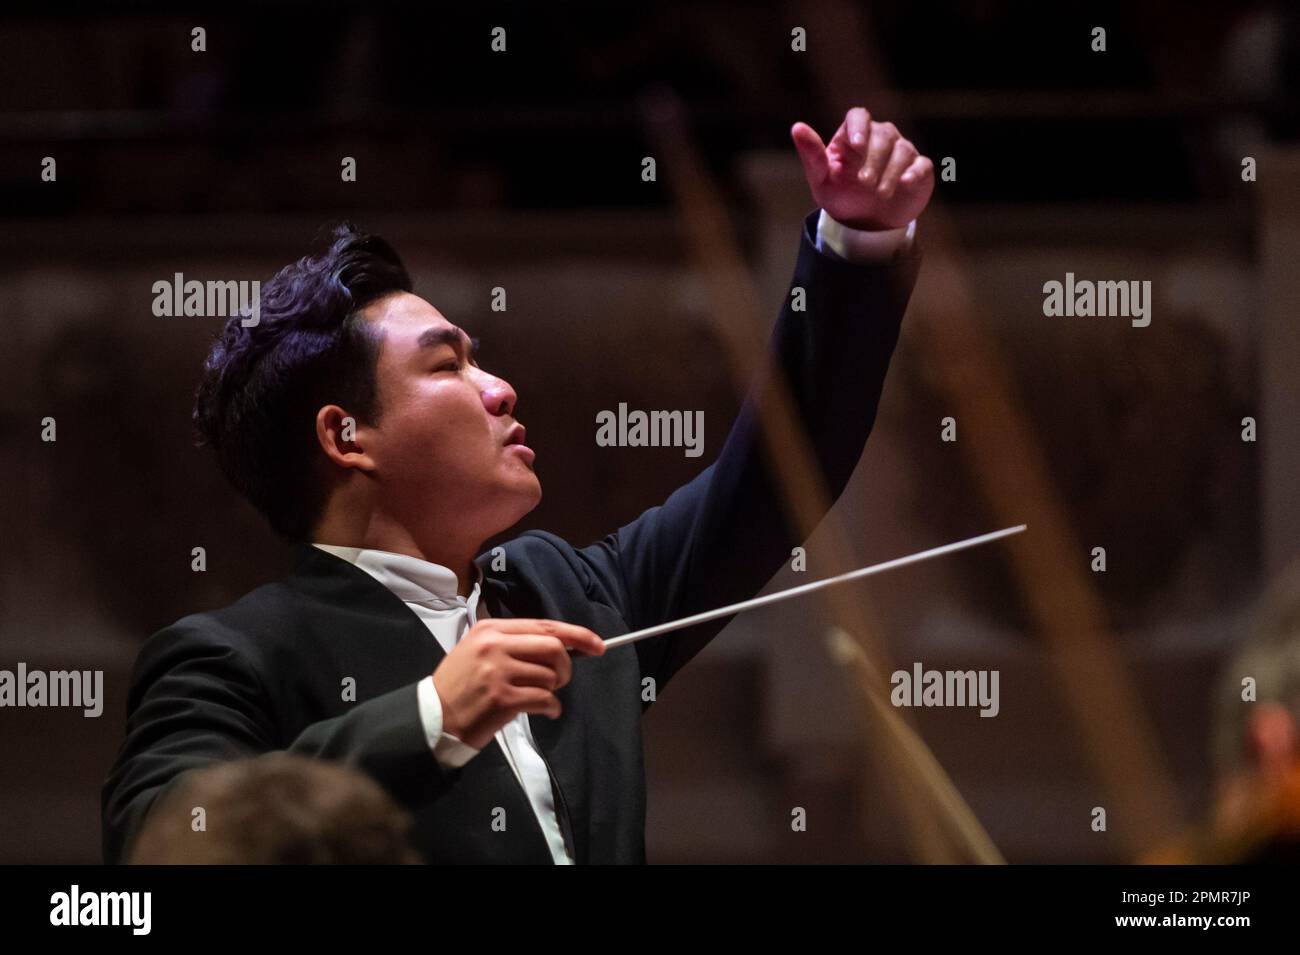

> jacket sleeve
[100,621,453,864]
[572,209,920,696]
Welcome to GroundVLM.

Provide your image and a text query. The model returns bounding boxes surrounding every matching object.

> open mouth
[503,424,535,463]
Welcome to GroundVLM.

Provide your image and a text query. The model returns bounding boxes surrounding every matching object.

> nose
[477,369,517,417]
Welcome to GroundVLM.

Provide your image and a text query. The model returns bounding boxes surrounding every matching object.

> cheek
[381,387,488,464]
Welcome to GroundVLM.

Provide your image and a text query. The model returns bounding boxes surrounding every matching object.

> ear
[315,404,376,472]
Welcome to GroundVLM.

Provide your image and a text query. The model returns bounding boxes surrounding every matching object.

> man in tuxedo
[102,108,933,864]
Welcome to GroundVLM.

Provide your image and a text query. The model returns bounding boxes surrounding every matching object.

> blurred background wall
[0,0,1296,862]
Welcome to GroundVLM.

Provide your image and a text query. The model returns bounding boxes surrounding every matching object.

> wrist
[817,209,914,263]
[430,670,460,738]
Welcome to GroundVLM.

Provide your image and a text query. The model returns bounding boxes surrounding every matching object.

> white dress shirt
[307,211,915,864]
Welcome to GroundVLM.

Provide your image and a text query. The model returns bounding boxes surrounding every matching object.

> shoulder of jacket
[484,529,594,588]
[141,579,304,662]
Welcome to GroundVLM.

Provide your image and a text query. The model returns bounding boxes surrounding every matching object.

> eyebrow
[416,326,480,360]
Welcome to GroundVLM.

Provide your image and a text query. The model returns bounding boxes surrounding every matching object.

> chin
[507,476,543,515]
[523,476,543,508]
[480,488,541,542]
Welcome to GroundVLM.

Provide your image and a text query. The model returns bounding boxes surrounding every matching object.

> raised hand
[791,107,934,231]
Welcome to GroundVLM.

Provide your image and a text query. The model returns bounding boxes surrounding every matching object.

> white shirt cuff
[815,209,916,262]
[417,675,481,769]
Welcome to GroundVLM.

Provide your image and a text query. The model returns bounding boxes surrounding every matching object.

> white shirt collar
[312,543,484,613]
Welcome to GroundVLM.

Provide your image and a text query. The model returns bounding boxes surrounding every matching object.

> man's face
[357,291,541,538]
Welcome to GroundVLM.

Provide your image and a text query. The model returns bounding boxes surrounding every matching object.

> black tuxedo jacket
[101,211,920,864]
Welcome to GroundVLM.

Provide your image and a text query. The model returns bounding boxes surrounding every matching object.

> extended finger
[489,619,605,656]
[828,107,870,160]
[845,107,871,150]
[790,122,830,187]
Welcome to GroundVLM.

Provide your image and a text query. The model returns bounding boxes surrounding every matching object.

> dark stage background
[1,1,1297,863]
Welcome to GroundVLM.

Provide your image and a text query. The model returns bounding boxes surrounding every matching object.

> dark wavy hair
[193,224,412,540]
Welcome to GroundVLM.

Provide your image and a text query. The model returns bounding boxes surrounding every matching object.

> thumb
[791,122,829,190]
